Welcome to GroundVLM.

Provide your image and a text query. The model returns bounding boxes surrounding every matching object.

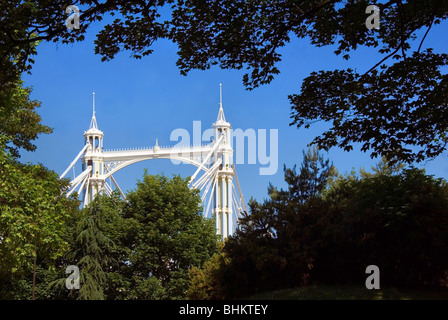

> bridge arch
[61,89,247,239]
[102,154,206,180]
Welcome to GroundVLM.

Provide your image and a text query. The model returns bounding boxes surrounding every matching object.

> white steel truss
[61,87,246,239]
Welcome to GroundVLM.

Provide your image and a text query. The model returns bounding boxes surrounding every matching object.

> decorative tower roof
[213,84,231,128]
[84,92,104,137]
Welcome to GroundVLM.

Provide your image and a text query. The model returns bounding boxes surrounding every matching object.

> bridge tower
[60,86,247,239]
[213,84,234,237]
[81,92,105,206]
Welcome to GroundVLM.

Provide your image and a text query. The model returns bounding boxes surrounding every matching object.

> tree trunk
[32,249,37,300]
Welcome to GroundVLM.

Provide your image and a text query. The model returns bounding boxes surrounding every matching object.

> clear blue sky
[21,14,448,204]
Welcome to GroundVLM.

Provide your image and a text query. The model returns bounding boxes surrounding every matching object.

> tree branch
[397,0,408,61]
[361,13,437,79]
[361,45,401,78]
[418,14,435,53]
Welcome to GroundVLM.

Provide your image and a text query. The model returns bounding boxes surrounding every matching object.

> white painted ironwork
[61,86,246,238]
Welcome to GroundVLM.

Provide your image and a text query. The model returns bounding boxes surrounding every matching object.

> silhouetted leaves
[2,1,448,162]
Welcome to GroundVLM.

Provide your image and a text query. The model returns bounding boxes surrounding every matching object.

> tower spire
[90,92,99,129]
[216,83,226,123]
[219,83,223,110]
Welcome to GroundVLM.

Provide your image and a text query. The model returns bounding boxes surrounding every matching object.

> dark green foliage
[107,172,218,300]
[0,139,79,299]
[276,146,337,204]
[199,148,336,298]
[314,168,448,287]
[290,50,448,164]
[45,172,218,300]
[186,243,227,300]
[170,0,448,163]
[0,78,52,157]
[202,154,448,299]
[64,195,122,300]
[1,169,218,300]
[0,77,71,299]
[0,0,174,94]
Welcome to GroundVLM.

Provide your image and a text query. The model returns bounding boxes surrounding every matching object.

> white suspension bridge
[60,85,247,239]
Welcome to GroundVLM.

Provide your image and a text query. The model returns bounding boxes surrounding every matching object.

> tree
[186,243,227,300]
[276,146,337,205]
[208,148,335,298]
[2,1,447,163]
[0,140,79,299]
[290,49,448,164]
[0,0,171,95]
[206,155,448,298]
[359,156,405,178]
[61,194,123,300]
[171,0,448,163]
[0,77,52,158]
[313,166,448,287]
[0,71,71,299]
[270,148,336,288]
[112,172,218,300]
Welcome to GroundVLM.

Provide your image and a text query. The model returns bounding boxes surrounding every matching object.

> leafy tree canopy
[0,141,79,298]
[109,172,218,300]
[1,1,448,163]
[0,78,52,158]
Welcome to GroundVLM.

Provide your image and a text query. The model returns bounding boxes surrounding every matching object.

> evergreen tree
[204,148,336,298]
[64,195,122,300]
[280,146,337,204]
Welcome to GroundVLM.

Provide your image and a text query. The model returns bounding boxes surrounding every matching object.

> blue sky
[21,13,448,204]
